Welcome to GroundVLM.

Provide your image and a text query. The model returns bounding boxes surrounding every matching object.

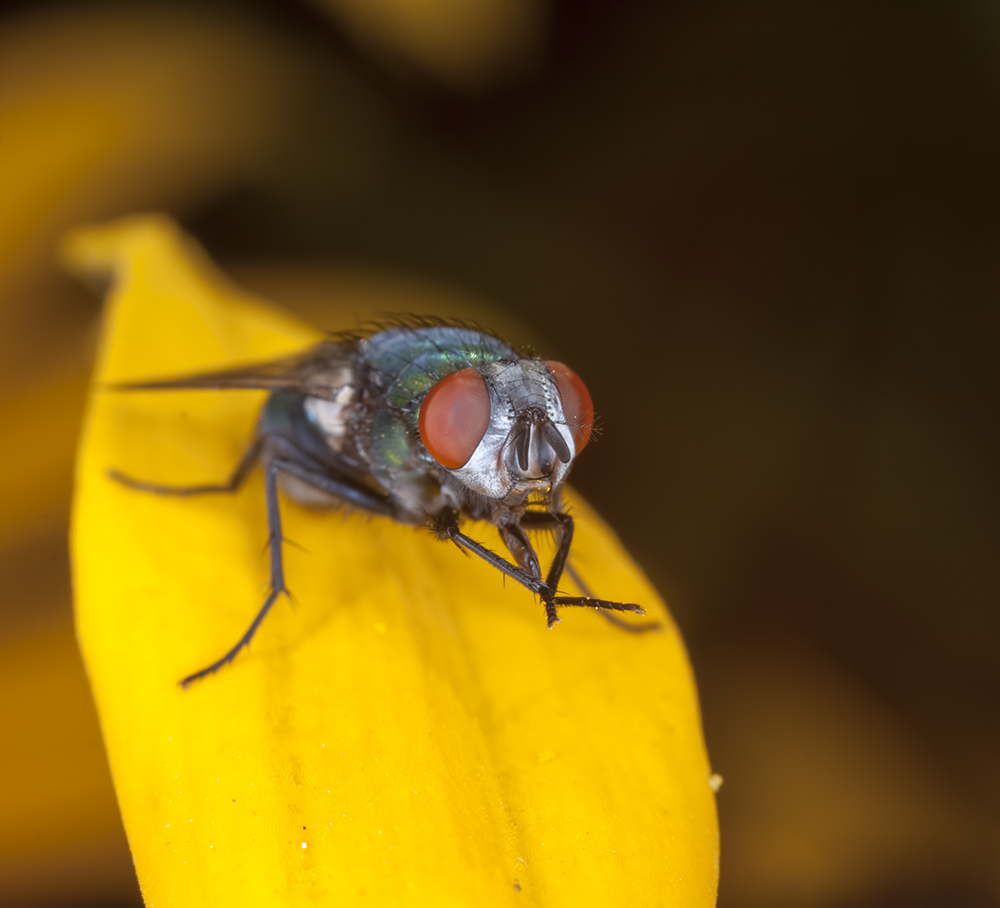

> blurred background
[1,1,997,905]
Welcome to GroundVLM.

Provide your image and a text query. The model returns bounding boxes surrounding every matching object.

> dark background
[1,1,997,905]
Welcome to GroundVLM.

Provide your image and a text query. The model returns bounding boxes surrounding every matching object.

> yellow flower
[68,214,719,906]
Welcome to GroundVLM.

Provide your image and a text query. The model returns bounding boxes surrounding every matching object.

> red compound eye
[543,361,594,453]
[419,367,492,468]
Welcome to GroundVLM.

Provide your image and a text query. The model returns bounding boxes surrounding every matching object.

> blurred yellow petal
[313,0,546,90]
[0,1,314,566]
[0,620,138,904]
[69,215,718,906]
[0,5,311,388]
[0,13,331,898]
[0,365,90,543]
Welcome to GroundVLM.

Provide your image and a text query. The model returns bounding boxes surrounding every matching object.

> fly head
[419,357,594,511]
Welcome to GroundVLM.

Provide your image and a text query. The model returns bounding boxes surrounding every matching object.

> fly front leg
[497,524,542,580]
[520,510,660,631]
[434,510,645,628]
[523,511,574,592]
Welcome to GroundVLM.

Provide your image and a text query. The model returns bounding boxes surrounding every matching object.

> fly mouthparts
[526,487,553,506]
[510,416,572,477]
[539,419,571,464]
[513,422,531,472]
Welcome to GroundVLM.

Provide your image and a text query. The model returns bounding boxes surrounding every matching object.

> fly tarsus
[549,596,644,614]
[179,585,287,688]
[544,595,645,630]
[563,562,662,633]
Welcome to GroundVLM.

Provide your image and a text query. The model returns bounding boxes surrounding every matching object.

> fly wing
[106,340,355,402]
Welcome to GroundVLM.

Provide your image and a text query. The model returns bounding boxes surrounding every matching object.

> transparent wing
[105,340,355,402]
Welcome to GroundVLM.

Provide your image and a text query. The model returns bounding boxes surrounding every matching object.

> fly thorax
[445,360,575,501]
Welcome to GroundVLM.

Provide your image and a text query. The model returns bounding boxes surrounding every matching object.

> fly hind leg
[177,453,290,688]
[175,450,393,688]
[108,436,264,497]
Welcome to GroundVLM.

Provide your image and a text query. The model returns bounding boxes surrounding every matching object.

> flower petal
[310,0,545,90]
[70,215,719,906]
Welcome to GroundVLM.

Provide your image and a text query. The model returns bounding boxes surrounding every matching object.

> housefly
[110,320,658,687]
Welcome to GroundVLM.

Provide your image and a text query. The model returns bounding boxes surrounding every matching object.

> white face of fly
[447,359,576,504]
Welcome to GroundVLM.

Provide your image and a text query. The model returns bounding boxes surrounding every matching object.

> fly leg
[268,452,393,516]
[519,511,573,591]
[563,561,661,633]
[178,454,289,687]
[109,436,271,686]
[178,452,392,687]
[520,510,659,630]
[108,436,265,496]
[519,510,660,631]
[434,511,645,628]
[113,434,392,686]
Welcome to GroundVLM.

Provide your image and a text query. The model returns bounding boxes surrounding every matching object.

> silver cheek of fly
[447,360,575,500]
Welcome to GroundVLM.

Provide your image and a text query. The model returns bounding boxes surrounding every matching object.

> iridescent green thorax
[360,326,515,410]
[359,326,516,496]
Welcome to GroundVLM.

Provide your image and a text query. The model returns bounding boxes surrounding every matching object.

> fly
[110,320,659,687]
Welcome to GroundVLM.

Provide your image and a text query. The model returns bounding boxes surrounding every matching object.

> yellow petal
[69,215,719,906]
[311,0,545,90]
[0,620,135,901]
[0,3,313,395]
[0,4,317,552]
